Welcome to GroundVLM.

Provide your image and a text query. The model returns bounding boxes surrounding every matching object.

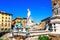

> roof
[41,17,51,22]
[51,16,60,19]
[0,11,12,15]
[12,17,27,21]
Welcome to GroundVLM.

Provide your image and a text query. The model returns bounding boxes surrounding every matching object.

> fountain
[10,8,51,40]
[26,8,33,36]
[27,9,33,27]
[12,8,32,36]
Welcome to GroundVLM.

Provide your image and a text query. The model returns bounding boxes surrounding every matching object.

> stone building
[11,17,27,29]
[41,0,60,32]
[50,0,60,33]
[0,11,12,31]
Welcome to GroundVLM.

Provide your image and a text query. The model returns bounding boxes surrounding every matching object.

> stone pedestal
[50,15,60,33]
[52,24,55,32]
[23,28,26,32]
[55,24,60,33]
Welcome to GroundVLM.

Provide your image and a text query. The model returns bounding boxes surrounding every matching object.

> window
[2,20,3,22]
[1,28,4,30]
[8,23,10,26]
[5,23,7,26]
[2,23,3,26]
[54,23,56,32]
[9,17,10,19]
[6,17,7,19]
[5,28,7,30]
[2,17,4,19]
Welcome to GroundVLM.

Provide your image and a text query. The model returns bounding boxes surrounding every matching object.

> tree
[38,35,49,40]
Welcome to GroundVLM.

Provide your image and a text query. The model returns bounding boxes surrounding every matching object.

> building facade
[0,11,12,31]
[50,0,60,32]
[41,0,60,32]
[41,17,52,30]
[12,17,27,29]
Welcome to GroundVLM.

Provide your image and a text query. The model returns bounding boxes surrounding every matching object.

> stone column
[52,24,55,32]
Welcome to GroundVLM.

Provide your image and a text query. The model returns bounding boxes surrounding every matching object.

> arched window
[54,23,56,32]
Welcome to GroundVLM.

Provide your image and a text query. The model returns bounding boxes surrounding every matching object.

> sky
[0,0,52,22]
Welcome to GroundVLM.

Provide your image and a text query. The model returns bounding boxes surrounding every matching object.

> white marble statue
[27,8,31,18]
[53,0,59,15]
[27,8,32,26]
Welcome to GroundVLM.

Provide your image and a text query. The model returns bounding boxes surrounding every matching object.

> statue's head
[27,8,30,12]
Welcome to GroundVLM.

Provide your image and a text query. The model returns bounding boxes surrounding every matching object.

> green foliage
[0,38,3,40]
[38,35,49,40]
[0,30,11,33]
[4,38,9,40]
[0,38,9,40]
